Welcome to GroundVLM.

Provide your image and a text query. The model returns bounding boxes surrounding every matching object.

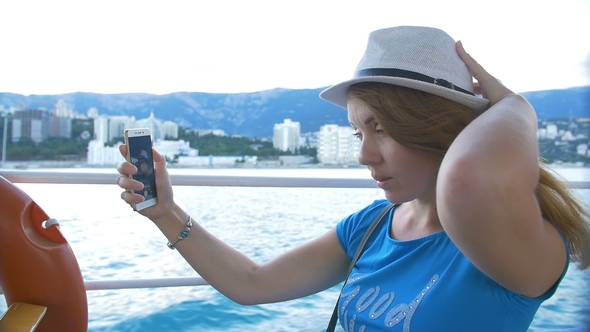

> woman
[116,26,590,331]
[134,150,156,198]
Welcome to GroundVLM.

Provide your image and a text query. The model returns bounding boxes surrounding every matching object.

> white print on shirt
[340,274,439,332]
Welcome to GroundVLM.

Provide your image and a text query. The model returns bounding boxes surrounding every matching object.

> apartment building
[11,109,71,143]
[317,124,360,165]
[273,119,300,152]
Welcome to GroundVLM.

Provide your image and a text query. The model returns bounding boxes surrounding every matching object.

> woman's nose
[357,138,380,165]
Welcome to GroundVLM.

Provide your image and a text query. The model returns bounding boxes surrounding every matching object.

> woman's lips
[374,177,392,188]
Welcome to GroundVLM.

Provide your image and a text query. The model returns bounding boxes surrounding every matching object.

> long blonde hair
[348,82,590,270]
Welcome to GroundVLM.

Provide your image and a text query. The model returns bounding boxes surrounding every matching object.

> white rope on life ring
[43,218,60,229]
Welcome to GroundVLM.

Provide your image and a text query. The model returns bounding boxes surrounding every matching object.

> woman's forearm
[152,203,263,304]
[151,203,347,306]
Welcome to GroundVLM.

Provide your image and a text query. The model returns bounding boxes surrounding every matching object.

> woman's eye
[353,132,362,140]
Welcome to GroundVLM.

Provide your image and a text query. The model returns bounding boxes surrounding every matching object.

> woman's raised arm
[435,41,567,298]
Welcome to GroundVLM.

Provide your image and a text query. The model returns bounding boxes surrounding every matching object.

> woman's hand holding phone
[116,144,175,221]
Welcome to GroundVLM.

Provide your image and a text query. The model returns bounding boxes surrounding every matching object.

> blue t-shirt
[335,199,568,332]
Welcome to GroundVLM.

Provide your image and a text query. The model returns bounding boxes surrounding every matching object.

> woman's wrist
[167,215,193,250]
[151,203,195,248]
[153,203,187,227]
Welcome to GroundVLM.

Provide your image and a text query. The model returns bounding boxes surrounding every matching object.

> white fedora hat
[320,26,489,113]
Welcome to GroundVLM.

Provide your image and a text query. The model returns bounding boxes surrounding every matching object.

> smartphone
[124,128,158,211]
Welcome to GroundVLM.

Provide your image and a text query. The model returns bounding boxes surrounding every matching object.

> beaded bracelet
[167,215,193,250]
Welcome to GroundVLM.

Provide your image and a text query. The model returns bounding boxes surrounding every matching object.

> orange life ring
[0,175,88,332]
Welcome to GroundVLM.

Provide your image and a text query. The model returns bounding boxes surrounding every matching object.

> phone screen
[127,135,157,201]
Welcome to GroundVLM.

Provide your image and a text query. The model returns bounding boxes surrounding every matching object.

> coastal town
[0,101,589,168]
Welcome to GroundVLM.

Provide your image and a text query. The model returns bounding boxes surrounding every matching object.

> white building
[87,107,99,119]
[300,131,318,148]
[54,99,87,119]
[545,124,558,140]
[87,139,198,166]
[161,121,179,139]
[94,112,179,144]
[273,119,300,152]
[561,131,576,141]
[88,111,188,165]
[194,129,226,136]
[134,112,178,140]
[55,100,73,118]
[87,140,126,166]
[11,109,71,143]
[94,115,136,143]
[317,124,360,165]
[154,140,197,161]
[577,143,589,157]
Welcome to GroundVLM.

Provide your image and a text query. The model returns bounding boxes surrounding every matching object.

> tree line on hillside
[177,128,316,160]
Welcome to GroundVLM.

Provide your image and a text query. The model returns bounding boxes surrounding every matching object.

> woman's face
[347,96,441,203]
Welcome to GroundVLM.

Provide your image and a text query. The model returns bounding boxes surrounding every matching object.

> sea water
[1,167,589,331]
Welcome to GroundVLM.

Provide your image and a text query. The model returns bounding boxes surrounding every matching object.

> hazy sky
[1,0,589,95]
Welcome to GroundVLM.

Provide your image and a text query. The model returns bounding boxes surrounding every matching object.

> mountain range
[0,86,588,138]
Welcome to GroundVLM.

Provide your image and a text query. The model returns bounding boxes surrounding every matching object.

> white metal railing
[0,168,589,295]
[0,169,589,189]
[1,278,210,295]
[0,169,376,188]
[84,277,210,290]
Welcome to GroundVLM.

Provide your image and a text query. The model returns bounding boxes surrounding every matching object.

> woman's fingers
[116,145,173,218]
[456,41,489,83]
[116,175,145,207]
[117,159,136,175]
[120,189,145,204]
[116,174,147,206]
[116,143,143,201]
[116,174,141,190]
[116,144,139,177]
[152,148,168,173]
[119,144,128,157]
[456,41,513,105]
[472,82,483,97]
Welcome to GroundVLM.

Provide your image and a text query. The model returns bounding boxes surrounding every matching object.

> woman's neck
[390,200,442,241]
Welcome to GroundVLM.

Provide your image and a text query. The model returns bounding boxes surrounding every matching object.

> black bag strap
[326,203,395,332]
